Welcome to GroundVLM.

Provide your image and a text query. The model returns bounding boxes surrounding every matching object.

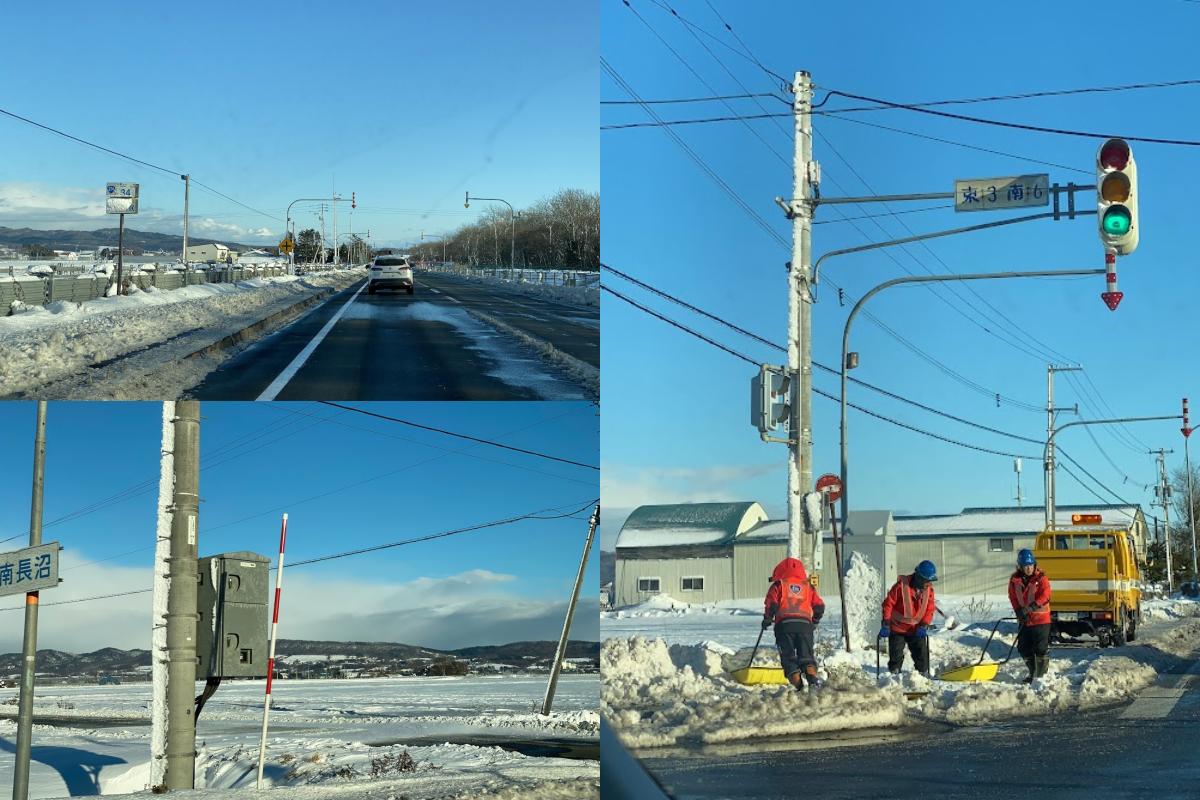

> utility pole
[1044,365,1081,529]
[1014,458,1024,508]
[541,504,599,716]
[181,175,190,264]
[1182,398,1198,578]
[787,70,816,563]
[165,401,200,790]
[1152,448,1175,592]
[332,185,338,267]
[12,401,47,800]
[150,402,175,788]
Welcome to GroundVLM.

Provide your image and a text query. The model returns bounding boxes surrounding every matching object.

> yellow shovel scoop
[938,617,1020,683]
[728,625,789,685]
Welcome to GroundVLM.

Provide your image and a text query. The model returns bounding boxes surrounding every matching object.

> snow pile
[423,267,598,307]
[842,551,882,650]
[1141,597,1200,622]
[602,636,903,748]
[0,270,363,398]
[102,738,596,798]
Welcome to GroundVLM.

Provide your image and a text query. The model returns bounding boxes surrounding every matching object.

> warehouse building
[612,502,1144,608]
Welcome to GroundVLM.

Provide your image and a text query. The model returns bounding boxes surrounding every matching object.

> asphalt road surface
[636,644,1200,800]
[191,271,597,400]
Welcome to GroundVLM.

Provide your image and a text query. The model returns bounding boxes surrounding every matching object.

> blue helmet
[1017,548,1036,567]
[915,560,938,582]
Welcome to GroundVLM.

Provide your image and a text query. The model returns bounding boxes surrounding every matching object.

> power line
[0,105,281,223]
[316,402,598,470]
[602,112,788,130]
[601,92,783,105]
[640,0,790,84]
[600,58,788,247]
[813,204,955,225]
[813,113,1093,176]
[603,280,1037,459]
[286,499,597,569]
[603,263,1044,444]
[818,79,1200,115]
[823,89,1200,146]
[0,501,598,612]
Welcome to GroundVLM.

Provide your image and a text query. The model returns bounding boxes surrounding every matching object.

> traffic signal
[1096,138,1139,255]
[751,365,790,435]
[351,191,356,210]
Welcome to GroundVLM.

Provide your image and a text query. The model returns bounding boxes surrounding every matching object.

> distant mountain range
[0,638,600,682]
[0,226,259,253]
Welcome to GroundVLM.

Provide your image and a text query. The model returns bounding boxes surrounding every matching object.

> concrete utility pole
[12,401,47,800]
[181,175,190,263]
[542,504,599,716]
[332,188,339,267]
[1152,448,1175,591]
[150,402,176,788]
[787,70,816,563]
[165,401,200,790]
[1044,365,1081,529]
[1182,398,1198,579]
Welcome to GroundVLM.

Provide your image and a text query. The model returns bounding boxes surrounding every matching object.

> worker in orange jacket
[1009,548,1052,682]
[763,557,825,691]
[879,560,937,677]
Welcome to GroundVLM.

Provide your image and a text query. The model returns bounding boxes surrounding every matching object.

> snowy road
[637,648,1200,800]
[191,271,598,400]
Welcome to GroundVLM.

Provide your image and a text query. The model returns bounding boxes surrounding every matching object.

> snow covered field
[0,270,363,399]
[602,562,1200,748]
[418,267,598,308]
[0,674,598,799]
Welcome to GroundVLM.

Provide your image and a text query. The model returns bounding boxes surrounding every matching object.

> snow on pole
[150,401,175,789]
[256,513,288,790]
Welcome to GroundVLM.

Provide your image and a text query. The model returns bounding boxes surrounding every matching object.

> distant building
[185,243,237,263]
[612,502,1144,607]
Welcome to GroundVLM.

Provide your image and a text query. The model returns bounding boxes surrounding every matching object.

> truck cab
[1033,520,1142,647]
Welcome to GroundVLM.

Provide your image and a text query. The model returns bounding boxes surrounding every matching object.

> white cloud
[0,558,596,655]
[0,182,278,243]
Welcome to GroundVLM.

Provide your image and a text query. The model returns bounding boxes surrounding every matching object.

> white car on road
[367,254,414,295]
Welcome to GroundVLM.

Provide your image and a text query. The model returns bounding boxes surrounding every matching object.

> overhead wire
[614,6,1046,414]
[0,501,598,612]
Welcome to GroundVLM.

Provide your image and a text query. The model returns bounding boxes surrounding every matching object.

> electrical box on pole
[1097,138,1139,255]
[751,365,790,436]
[197,552,270,679]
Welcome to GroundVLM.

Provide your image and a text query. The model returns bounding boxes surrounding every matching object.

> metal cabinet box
[197,551,270,679]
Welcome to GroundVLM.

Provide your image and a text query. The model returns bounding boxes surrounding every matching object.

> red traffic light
[1099,139,1131,171]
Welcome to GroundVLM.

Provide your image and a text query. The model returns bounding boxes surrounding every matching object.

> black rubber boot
[1022,657,1035,683]
[1035,655,1049,678]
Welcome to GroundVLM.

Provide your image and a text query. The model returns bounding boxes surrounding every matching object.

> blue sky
[0,0,597,248]
[0,401,598,651]
[600,1,1200,547]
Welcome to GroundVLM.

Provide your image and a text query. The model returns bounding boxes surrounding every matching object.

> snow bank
[422,267,598,308]
[601,637,903,747]
[0,270,363,398]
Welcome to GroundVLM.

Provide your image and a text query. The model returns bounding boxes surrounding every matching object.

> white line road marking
[255,281,366,401]
[1120,655,1200,719]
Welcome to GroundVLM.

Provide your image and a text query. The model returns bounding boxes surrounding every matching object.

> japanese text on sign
[954,175,1050,212]
[0,542,61,597]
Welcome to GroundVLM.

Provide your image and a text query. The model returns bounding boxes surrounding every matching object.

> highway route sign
[106,182,139,214]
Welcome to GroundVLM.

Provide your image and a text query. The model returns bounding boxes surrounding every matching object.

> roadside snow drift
[0,270,364,399]
[602,592,1200,748]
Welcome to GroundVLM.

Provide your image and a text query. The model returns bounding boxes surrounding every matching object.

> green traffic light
[1102,206,1132,236]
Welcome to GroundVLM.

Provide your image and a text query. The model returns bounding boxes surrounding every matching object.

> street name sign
[106,182,139,214]
[954,174,1049,212]
[0,542,62,597]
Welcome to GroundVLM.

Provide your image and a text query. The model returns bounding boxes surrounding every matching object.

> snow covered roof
[615,502,767,549]
[893,504,1142,538]
[738,510,893,543]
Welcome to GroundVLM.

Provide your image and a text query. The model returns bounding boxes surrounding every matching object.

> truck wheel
[1112,609,1127,647]
[1097,628,1112,648]
[1126,612,1138,643]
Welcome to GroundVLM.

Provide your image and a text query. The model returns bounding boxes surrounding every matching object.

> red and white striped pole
[256,513,288,790]
[1101,250,1123,311]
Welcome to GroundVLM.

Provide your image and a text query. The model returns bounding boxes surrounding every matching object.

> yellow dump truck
[1032,518,1143,647]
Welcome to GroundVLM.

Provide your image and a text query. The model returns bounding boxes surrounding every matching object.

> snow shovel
[729,625,788,685]
[938,617,1019,683]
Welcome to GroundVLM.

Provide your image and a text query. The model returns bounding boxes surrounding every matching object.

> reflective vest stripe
[891,576,931,626]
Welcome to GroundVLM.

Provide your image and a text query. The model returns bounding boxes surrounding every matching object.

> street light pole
[465,192,515,267]
[839,268,1106,527]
